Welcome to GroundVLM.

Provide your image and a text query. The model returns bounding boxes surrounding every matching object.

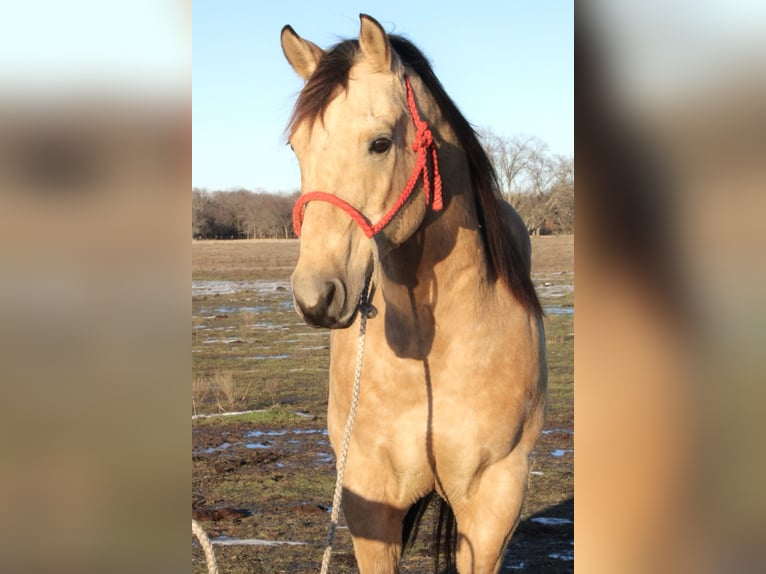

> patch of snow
[531,517,573,526]
[211,536,306,547]
[551,449,574,457]
[549,550,574,561]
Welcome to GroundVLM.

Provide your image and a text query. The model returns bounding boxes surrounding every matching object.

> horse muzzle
[291,275,355,329]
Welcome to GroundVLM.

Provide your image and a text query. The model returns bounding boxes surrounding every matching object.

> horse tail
[402,492,458,573]
[402,492,433,554]
[434,497,458,573]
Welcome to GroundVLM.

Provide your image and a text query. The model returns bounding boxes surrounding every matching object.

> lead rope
[320,242,379,574]
[192,518,220,574]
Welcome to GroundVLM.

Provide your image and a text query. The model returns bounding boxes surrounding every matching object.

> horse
[280,14,547,573]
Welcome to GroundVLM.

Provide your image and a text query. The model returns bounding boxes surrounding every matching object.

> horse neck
[379,130,490,319]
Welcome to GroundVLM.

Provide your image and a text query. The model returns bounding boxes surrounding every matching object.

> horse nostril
[318,280,346,322]
[322,281,336,308]
[293,278,346,328]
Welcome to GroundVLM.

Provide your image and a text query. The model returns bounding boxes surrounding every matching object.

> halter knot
[413,124,433,151]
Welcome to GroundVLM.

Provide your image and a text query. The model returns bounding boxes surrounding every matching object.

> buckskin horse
[281,14,547,573]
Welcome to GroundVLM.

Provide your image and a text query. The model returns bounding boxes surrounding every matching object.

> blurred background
[577,0,766,572]
[0,1,189,573]
[1,0,765,572]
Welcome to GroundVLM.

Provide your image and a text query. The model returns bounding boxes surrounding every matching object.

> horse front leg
[453,448,531,573]
[342,486,406,573]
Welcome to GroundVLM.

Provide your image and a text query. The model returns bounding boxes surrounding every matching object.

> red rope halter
[292,75,443,239]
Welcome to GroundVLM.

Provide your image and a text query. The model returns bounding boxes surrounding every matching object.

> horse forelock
[287,34,542,317]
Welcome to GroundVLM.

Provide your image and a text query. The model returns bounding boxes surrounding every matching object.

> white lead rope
[193,518,220,574]
[320,274,376,574]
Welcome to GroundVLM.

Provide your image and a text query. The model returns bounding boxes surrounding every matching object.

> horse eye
[369,137,392,154]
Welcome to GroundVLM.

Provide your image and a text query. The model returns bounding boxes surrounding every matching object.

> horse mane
[288,36,542,317]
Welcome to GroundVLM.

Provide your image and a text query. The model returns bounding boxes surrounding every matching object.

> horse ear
[358,14,391,72]
[281,25,325,81]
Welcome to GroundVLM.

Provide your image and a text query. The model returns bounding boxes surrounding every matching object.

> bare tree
[480,130,555,199]
[479,129,574,235]
[192,187,211,238]
[544,155,575,234]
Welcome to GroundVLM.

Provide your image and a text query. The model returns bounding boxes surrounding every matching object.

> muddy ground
[192,238,573,573]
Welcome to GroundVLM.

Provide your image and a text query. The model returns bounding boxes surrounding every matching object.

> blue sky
[193,1,573,192]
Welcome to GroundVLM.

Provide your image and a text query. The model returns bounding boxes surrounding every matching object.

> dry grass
[213,371,236,412]
[193,370,254,413]
[192,239,299,281]
[238,310,256,340]
[191,375,208,416]
[530,234,573,274]
[215,371,254,412]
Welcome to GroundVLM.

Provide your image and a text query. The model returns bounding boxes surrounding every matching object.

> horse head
[282,15,437,328]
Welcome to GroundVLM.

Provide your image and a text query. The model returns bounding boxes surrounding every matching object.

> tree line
[192,131,572,239]
[192,188,297,239]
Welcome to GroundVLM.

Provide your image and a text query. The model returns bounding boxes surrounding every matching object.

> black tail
[402,492,434,553]
[402,492,458,573]
[434,497,458,573]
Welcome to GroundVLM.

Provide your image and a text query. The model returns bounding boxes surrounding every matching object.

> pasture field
[192,236,573,573]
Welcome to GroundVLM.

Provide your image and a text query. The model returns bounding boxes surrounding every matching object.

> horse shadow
[503,496,574,573]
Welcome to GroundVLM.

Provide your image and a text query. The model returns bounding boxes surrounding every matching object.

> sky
[193,1,573,192]
[0,1,187,95]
